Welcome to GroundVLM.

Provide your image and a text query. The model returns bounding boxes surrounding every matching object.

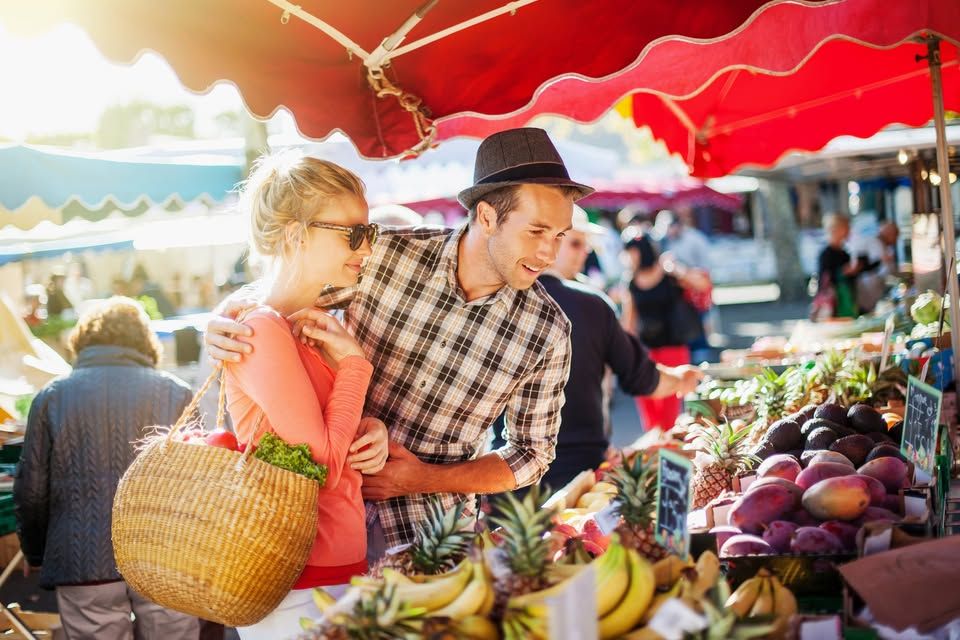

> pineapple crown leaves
[320,584,426,640]
[610,456,658,528]
[695,421,759,472]
[806,350,852,387]
[751,367,806,419]
[489,485,555,577]
[409,497,474,572]
[833,361,877,405]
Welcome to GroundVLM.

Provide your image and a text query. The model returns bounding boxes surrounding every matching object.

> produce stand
[297,286,959,639]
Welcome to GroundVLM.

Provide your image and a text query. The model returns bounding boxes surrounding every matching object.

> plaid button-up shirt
[316,224,572,547]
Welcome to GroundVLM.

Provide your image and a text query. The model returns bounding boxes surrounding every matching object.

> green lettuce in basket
[253,433,328,486]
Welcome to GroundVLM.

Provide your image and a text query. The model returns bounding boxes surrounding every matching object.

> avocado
[802,418,852,438]
[764,418,803,452]
[751,441,777,461]
[805,426,840,450]
[796,404,819,423]
[814,403,849,427]
[865,444,909,464]
[800,450,821,467]
[865,431,895,445]
[829,434,875,468]
[847,404,886,434]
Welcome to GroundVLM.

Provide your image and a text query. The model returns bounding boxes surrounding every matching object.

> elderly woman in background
[14,297,198,640]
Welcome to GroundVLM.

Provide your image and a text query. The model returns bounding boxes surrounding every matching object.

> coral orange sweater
[224,307,372,587]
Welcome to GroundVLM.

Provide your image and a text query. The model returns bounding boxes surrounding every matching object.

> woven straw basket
[112,368,319,627]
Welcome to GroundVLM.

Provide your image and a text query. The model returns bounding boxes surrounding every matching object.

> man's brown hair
[470,184,583,226]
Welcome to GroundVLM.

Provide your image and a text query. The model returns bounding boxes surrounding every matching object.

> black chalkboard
[901,376,942,478]
[655,450,693,559]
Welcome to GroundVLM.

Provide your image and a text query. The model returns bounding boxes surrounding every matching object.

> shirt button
[441,340,447,347]
[420,381,426,388]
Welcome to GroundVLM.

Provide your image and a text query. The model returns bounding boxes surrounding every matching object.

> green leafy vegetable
[14,395,34,421]
[253,433,328,485]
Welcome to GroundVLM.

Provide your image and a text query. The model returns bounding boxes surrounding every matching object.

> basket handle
[168,304,271,463]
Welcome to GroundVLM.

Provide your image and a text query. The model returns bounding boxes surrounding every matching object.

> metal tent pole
[926,37,960,398]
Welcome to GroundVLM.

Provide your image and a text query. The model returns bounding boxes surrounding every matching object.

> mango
[747,477,804,509]
[807,450,855,469]
[801,476,870,521]
[819,521,860,551]
[857,457,908,492]
[857,474,887,506]
[790,526,844,554]
[719,534,774,557]
[729,484,795,534]
[709,526,742,549]
[762,520,798,553]
[857,506,900,524]
[795,461,855,491]
[757,454,802,482]
[787,509,820,527]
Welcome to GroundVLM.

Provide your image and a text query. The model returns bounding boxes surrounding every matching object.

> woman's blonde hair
[67,297,162,366]
[240,150,366,264]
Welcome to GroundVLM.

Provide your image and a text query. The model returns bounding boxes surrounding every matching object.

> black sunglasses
[309,222,379,250]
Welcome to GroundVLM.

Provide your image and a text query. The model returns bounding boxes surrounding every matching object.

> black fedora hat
[457,128,594,209]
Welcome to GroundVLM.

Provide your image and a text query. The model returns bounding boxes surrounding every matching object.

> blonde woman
[224,151,388,638]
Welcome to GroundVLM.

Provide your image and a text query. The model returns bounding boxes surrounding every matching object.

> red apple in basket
[178,429,206,444]
[204,430,239,451]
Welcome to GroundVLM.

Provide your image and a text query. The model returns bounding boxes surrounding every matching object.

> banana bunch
[627,552,777,640]
[380,558,496,621]
[596,545,656,639]
[503,602,550,640]
[724,568,798,639]
[314,557,495,627]
[506,539,655,640]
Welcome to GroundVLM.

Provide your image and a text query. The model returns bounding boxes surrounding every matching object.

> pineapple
[297,584,425,640]
[489,486,555,597]
[609,455,668,562]
[751,367,806,426]
[834,361,876,406]
[691,421,757,509]
[371,497,474,578]
[806,350,849,405]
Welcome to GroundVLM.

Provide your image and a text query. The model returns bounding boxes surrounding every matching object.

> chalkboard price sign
[655,450,693,559]
[901,376,942,478]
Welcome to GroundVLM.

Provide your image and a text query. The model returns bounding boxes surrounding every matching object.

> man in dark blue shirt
[494,207,703,490]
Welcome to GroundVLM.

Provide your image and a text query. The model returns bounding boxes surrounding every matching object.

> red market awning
[436,0,960,158]
[628,36,960,177]
[1,0,777,158]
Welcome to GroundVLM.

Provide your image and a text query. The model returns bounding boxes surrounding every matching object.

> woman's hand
[288,308,365,363]
[348,417,389,474]
[204,297,259,363]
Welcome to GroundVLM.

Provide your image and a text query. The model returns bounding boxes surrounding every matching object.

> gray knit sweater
[14,345,192,588]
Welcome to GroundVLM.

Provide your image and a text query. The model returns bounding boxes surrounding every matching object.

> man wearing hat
[493,206,702,489]
[207,128,591,556]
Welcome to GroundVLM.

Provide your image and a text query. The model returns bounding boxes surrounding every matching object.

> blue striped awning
[0,144,242,228]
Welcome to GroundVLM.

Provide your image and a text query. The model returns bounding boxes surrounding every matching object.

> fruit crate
[719,553,855,599]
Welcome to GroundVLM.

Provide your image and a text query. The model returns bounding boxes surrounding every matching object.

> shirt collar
[432,223,519,308]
